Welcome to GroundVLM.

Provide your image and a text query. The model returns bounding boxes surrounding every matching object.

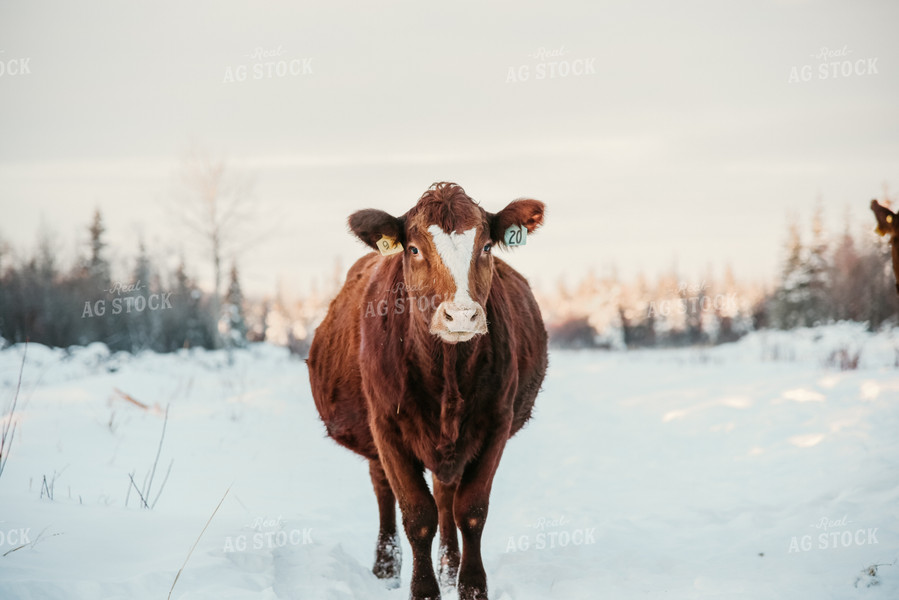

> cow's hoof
[458,583,488,600]
[437,550,459,590]
[373,534,401,588]
[410,572,441,600]
[374,570,400,590]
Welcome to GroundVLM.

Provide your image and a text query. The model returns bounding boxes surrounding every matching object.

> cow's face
[349,182,545,343]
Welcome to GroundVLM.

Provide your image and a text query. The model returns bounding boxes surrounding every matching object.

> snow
[1,324,898,599]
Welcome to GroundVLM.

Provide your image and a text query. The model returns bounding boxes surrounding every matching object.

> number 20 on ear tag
[377,235,404,256]
[504,224,527,246]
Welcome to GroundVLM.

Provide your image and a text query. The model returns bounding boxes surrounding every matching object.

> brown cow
[307,182,547,600]
[871,199,899,294]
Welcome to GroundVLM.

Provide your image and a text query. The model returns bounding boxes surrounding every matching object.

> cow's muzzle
[429,301,488,343]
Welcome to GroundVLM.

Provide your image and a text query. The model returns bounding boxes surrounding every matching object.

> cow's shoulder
[488,257,547,364]
[490,257,539,312]
[346,252,382,289]
[492,256,526,284]
[323,253,382,312]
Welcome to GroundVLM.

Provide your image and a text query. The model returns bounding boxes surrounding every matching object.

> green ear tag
[504,224,527,246]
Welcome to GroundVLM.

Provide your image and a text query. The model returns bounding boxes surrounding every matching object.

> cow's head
[349,182,544,343]
[872,199,897,239]
[871,199,899,294]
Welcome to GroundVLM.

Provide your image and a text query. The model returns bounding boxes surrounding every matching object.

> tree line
[1,200,897,354]
[0,209,248,353]
[540,200,898,349]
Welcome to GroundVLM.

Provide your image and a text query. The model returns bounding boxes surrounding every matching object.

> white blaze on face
[427,225,477,304]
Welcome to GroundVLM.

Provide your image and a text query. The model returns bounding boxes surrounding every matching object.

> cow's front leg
[433,475,460,590]
[454,419,512,600]
[369,459,401,587]
[373,419,440,600]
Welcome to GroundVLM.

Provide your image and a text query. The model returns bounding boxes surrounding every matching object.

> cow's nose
[431,301,488,341]
[442,305,478,325]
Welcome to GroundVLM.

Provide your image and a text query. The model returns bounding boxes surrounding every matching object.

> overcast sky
[1,0,897,297]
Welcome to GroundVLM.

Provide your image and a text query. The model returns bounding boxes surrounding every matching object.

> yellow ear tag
[888,215,894,224]
[504,224,527,246]
[377,235,403,256]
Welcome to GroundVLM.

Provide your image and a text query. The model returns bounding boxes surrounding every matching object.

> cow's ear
[488,199,545,247]
[348,209,405,250]
[871,199,896,237]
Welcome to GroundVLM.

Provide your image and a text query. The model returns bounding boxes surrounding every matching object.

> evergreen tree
[830,215,863,322]
[804,205,831,325]
[87,208,110,282]
[858,219,898,329]
[81,209,113,347]
[126,240,159,352]
[773,219,809,329]
[220,263,248,349]
[33,221,68,345]
[163,258,213,350]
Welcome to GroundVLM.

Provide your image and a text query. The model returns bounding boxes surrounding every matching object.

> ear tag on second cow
[876,214,894,236]
[377,235,404,256]
[504,224,527,246]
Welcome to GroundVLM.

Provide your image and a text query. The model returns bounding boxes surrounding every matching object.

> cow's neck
[406,311,480,390]
[406,308,482,454]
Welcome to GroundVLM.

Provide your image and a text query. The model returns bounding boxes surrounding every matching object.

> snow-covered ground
[1,322,898,599]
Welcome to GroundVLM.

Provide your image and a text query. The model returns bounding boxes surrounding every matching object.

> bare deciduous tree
[173,149,260,337]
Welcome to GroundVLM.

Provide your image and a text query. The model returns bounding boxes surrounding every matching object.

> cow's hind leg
[433,476,460,590]
[375,437,441,600]
[370,459,401,588]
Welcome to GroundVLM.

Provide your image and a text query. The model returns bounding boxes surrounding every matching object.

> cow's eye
[483,243,492,254]
[409,246,419,255]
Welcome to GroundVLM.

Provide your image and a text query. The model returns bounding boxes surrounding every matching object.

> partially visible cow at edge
[871,199,899,294]
[307,182,547,600]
